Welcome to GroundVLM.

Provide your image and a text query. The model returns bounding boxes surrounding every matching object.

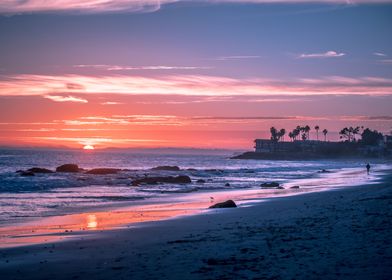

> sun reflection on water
[86,214,98,229]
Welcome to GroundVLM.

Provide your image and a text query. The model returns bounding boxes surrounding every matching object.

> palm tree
[339,126,361,142]
[279,128,286,142]
[322,129,328,141]
[304,125,311,140]
[288,131,294,142]
[352,126,361,142]
[270,127,279,142]
[315,125,320,141]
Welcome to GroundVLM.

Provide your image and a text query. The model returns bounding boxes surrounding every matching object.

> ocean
[0,148,388,227]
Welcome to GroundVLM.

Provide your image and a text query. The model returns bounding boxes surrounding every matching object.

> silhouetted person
[366,163,371,175]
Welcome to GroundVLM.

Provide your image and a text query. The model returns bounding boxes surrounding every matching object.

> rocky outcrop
[151,166,180,171]
[56,164,80,173]
[27,168,54,173]
[290,185,300,189]
[225,183,230,187]
[318,169,332,173]
[209,200,237,209]
[131,175,191,186]
[86,168,120,175]
[187,168,197,171]
[196,179,206,183]
[260,182,280,188]
[19,171,35,176]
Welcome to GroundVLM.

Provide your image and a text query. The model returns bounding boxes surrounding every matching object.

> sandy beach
[1,171,391,280]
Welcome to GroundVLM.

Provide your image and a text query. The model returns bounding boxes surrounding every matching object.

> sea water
[0,148,388,226]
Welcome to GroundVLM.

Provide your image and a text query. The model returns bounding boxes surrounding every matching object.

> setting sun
[83,145,95,150]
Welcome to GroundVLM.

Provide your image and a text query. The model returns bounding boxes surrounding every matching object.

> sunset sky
[0,0,391,149]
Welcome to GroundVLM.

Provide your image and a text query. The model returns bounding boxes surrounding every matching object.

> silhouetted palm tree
[270,127,279,142]
[295,126,301,141]
[315,125,320,141]
[339,126,361,142]
[304,125,310,140]
[288,132,294,142]
[279,128,286,142]
[322,129,328,141]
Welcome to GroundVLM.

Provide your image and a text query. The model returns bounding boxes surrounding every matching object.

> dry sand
[1,175,391,279]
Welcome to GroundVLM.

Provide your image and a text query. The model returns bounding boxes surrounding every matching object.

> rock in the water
[209,200,237,209]
[205,169,224,173]
[131,175,191,186]
[187,168,197,171]
[196,179,206,184]
[225,183,230,187]
[260,182,280,188]
[290,185,300,189]
[318,169,331,173]
[20,171,35,176]
[151,166,180,171]
[56,164,80,173]
[27,167,54,174]
[86,168,120,175]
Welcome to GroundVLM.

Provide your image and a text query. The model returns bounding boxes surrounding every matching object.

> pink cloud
[1,74,391,98]
[44,95,88,103]
[74,64,211,71]
[1,1,391,14]
[0,0,177,14]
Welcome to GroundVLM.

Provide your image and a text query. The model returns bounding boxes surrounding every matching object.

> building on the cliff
[254,139,339,153]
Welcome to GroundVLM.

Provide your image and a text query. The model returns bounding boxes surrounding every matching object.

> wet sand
[1,173,391,279]
[0,187,306,248]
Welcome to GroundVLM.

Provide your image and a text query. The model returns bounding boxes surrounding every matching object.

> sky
[0,0,391,149]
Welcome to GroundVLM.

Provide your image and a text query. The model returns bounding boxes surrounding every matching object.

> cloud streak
[1,1,391,15]
[74,64,211,71]
[373,52,387,57]
[298,50,345,59]
[44,95,88,103]
[379,59,392,64]
[1,74,392,98]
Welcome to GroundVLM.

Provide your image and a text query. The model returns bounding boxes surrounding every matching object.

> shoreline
[0,166,385,248]
[1,169,391,279]
[0,166,383,248]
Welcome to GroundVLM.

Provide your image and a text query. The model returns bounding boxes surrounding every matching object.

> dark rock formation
[196,179,206,184]
[290,185,300,189]
[209,200,237,209]
[151,166,180,171]
[86,168,120,175]
[187,168,197,171]
[131,175,191,186]
[205,169,224,173]
[318,169,332,173]
[27,168,54,174]
[56,164,80,173]
[260,182,280,188]
[225,183,230,187]
[20,171,35,176]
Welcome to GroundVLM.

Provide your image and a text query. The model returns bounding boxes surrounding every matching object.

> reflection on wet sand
[0,188,290,248]
[86,214,97,229]
[0,171,358,249]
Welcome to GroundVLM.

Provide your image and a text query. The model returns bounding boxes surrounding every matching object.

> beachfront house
[254,139,340,154]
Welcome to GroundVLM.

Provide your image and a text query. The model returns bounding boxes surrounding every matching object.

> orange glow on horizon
[83,144,95,150]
